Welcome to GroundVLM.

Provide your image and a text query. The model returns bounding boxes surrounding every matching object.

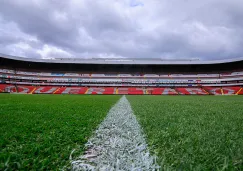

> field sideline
[0,94,243,170]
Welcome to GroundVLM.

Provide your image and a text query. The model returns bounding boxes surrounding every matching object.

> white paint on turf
[71,96,159,171]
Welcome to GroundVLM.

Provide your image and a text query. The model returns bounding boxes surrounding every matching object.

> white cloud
[37,44,72,59]
[0,0,243,60]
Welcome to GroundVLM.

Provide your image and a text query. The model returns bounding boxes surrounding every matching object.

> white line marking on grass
[71,96,159,171]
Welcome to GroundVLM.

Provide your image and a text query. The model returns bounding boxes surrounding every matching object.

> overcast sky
[0,0,243,60]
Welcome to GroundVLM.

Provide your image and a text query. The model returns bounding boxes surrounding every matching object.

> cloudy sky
[0,0,243,60]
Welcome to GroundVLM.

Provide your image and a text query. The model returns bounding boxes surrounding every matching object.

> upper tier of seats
[1,68,243,87]
[1,68,243,78]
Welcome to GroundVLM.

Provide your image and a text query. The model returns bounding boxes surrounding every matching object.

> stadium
[1,54,243,95]
[1,53,243,170]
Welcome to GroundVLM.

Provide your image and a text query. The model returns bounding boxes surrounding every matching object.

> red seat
[0,84,16,92]
[147,88,178,95]
[55,87,88,94]
[128,88,144,95]
[1,84,242,96]
[86,87,115,94]
[204,87,222,95]
[222,87,241,95]
[33,86,59,94]
[117,88,129,95]
[53,87,66,94]
[103,87,116,94]
[238,87,243,95]
[17,85,35,93]
[176,88,208,95]
[176,88,190,95]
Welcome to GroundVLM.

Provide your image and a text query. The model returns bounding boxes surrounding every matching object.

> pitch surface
[0,94,120,170]
[128,95,243,170]
[1,94,243,170]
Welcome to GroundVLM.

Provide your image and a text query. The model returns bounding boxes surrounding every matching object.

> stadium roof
[1,53,243,73]
[1,53,243,65]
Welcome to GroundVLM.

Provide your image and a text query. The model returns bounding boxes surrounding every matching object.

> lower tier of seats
[0,84,242,95]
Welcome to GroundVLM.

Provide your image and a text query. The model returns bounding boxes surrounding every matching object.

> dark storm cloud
[0,0,243,60]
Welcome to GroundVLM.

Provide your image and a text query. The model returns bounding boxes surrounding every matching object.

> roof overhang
[1,53,243,65]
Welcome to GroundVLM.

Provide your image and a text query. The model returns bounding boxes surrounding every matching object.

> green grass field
[0,94,120,170]
[128,95,243,170]
[1,94,243,170]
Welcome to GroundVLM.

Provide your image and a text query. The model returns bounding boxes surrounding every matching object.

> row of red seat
[0,84,242,95]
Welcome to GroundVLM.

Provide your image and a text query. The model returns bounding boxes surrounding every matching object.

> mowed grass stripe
[127,95,243,171]
[0,94,120,170]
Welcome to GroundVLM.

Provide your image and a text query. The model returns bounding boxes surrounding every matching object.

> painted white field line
[71,96,160,171]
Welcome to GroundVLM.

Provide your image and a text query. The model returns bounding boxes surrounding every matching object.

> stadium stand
[237,88,243,95]
[0,84,242,95]
[0,54,243,95]
[175,88,208,95]
[33,86,58,94]
[222,87,241,95]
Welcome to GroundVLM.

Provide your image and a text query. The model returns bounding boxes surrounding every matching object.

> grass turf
[0,94,120,170]
[127,95,243,171]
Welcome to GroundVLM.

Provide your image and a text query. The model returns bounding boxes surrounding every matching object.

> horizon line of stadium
[0,54,243,95]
